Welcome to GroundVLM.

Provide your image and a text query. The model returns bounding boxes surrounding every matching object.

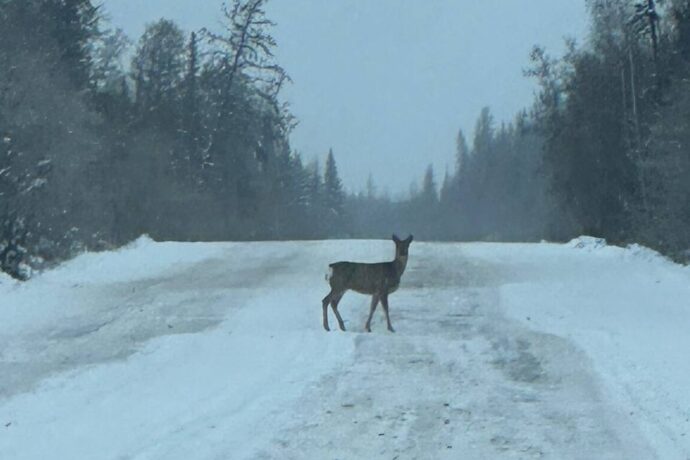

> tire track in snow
[0,245,299,399]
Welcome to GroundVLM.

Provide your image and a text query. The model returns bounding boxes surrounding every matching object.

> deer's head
[392,234,413,260]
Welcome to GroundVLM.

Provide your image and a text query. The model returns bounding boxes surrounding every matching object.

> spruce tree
[421,164,438,205]
[455,128,469,177]
[323,149,345,235]
[41,0,100,89]
[324,149,345,216]
[131,19,186,118]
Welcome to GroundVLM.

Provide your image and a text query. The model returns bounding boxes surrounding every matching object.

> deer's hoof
[339,325,346,332]
[323,325,330,332]
[388,327,396,333]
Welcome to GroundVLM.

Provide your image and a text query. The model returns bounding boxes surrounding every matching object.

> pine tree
[182,31,203,184]
[455,128,469,177]
[305,159,326,238]
[41,0,100,88]
[324,149,345,216]
[439,168,451,206]
[421,164,438,205]
[90,27,130,93]
[473,107,494,156]
[131,19,186,118]
[366,173,376,200]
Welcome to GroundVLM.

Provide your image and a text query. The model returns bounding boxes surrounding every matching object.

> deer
[322,234,413,333]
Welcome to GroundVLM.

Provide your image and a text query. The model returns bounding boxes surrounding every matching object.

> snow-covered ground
[0,237,688,459]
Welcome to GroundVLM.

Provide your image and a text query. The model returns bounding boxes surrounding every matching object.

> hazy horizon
[103,0,589,196]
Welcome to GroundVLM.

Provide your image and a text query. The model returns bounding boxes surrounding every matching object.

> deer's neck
[393,255,408,276]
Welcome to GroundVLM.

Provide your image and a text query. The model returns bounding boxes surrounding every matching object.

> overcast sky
[103,1,589,196]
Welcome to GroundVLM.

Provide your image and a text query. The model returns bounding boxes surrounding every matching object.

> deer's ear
[406,235,414,243]
[392,234,400,243]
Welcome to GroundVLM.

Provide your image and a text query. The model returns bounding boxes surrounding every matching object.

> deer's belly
[351,282,399,295]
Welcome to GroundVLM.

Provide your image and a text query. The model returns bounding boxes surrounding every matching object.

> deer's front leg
[365,294,380,332]
[380,293,395,333]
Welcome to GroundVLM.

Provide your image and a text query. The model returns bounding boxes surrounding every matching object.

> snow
[465,239,690,459]
[1,238,689,459]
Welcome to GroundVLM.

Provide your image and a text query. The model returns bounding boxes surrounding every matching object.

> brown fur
[322,234,413,332]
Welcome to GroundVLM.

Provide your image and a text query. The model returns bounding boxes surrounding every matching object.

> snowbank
[466,239,690,458]
[38,235,229,285]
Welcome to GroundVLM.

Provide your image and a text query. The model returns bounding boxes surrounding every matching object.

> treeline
[351,0,690,260]
[446,110,555,241]
[532,0,690,256]
[0,0,349,279]
[3,0,690,280]
[347,109,553,242]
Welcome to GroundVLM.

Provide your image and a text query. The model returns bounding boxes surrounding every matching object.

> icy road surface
[1,238,689,459]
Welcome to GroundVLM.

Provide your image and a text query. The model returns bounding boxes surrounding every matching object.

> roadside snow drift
[1,237,689,459]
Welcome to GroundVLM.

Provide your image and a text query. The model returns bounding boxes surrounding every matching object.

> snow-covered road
[0,238,688,459]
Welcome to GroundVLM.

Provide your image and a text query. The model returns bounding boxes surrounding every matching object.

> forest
[2,0,690,280]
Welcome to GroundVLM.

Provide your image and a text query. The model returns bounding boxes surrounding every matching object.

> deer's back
[328,261,399,295]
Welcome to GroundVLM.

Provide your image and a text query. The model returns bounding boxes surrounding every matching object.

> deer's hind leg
[330,291,346,331]
[323,290,346,331]
[365,294,380,332]
[322,291,333,331]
